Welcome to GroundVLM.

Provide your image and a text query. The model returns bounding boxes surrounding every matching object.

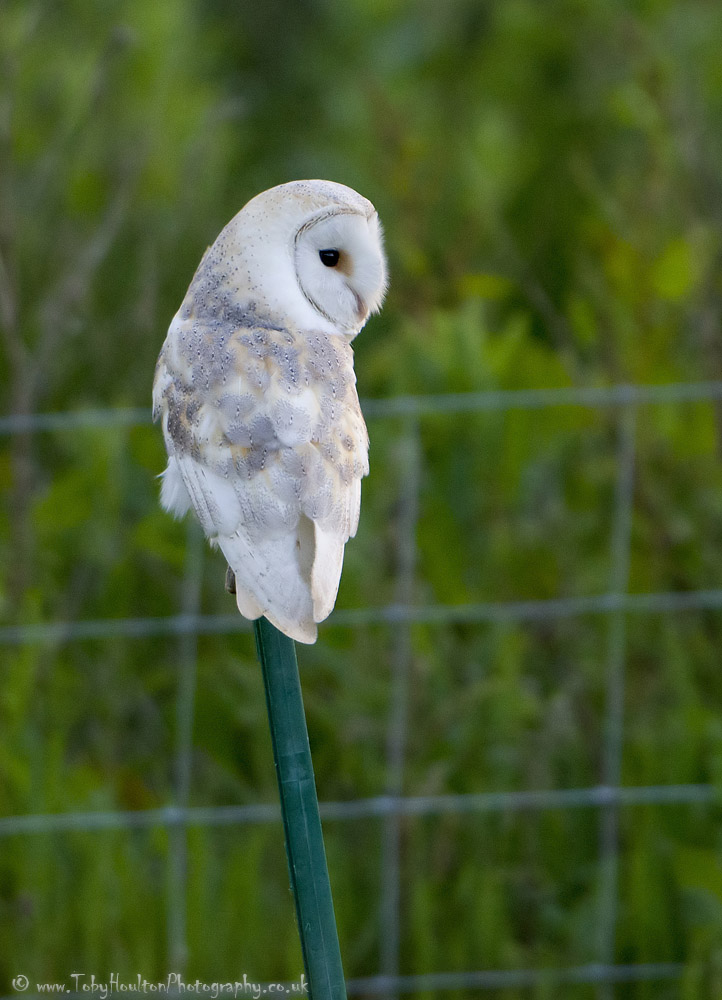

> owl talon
[225,565,236,595]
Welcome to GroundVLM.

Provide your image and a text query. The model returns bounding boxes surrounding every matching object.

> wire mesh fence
[3,380,722,996]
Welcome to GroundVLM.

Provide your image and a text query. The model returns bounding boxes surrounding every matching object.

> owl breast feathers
[152,180,387,643]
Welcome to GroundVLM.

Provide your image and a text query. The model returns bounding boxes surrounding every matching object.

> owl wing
[153,314,368,643]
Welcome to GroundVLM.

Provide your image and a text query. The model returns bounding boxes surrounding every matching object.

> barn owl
[152,180,387,643]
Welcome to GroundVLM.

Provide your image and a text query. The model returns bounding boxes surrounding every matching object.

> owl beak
[352,290,368,324]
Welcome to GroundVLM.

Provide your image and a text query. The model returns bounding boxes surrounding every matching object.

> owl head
[209,180,388,337]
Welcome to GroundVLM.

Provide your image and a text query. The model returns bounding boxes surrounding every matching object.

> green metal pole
[253,617,347,1000]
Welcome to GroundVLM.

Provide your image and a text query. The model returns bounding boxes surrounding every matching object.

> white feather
[217,527,317,644]
[311,524,345,623]
[159,458,192,518]
[174,454,241,537]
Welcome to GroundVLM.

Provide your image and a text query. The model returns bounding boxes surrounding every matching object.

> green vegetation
[2,0,722,996]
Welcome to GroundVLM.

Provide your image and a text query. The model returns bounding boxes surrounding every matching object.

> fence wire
[3,379,722,995]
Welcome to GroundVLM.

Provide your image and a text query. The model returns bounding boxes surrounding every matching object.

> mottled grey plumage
[153,180,387,642]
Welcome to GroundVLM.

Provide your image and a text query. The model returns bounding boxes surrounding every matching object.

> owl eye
[319,249,340,267]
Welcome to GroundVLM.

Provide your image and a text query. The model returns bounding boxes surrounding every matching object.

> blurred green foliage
[2,0,722,995]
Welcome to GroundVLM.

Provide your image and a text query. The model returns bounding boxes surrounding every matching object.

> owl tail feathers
[234,578,318,644]
[217,530,318,645]
[311,523,345,624]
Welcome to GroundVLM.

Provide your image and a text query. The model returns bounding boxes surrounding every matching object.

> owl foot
[225,565,236,595]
